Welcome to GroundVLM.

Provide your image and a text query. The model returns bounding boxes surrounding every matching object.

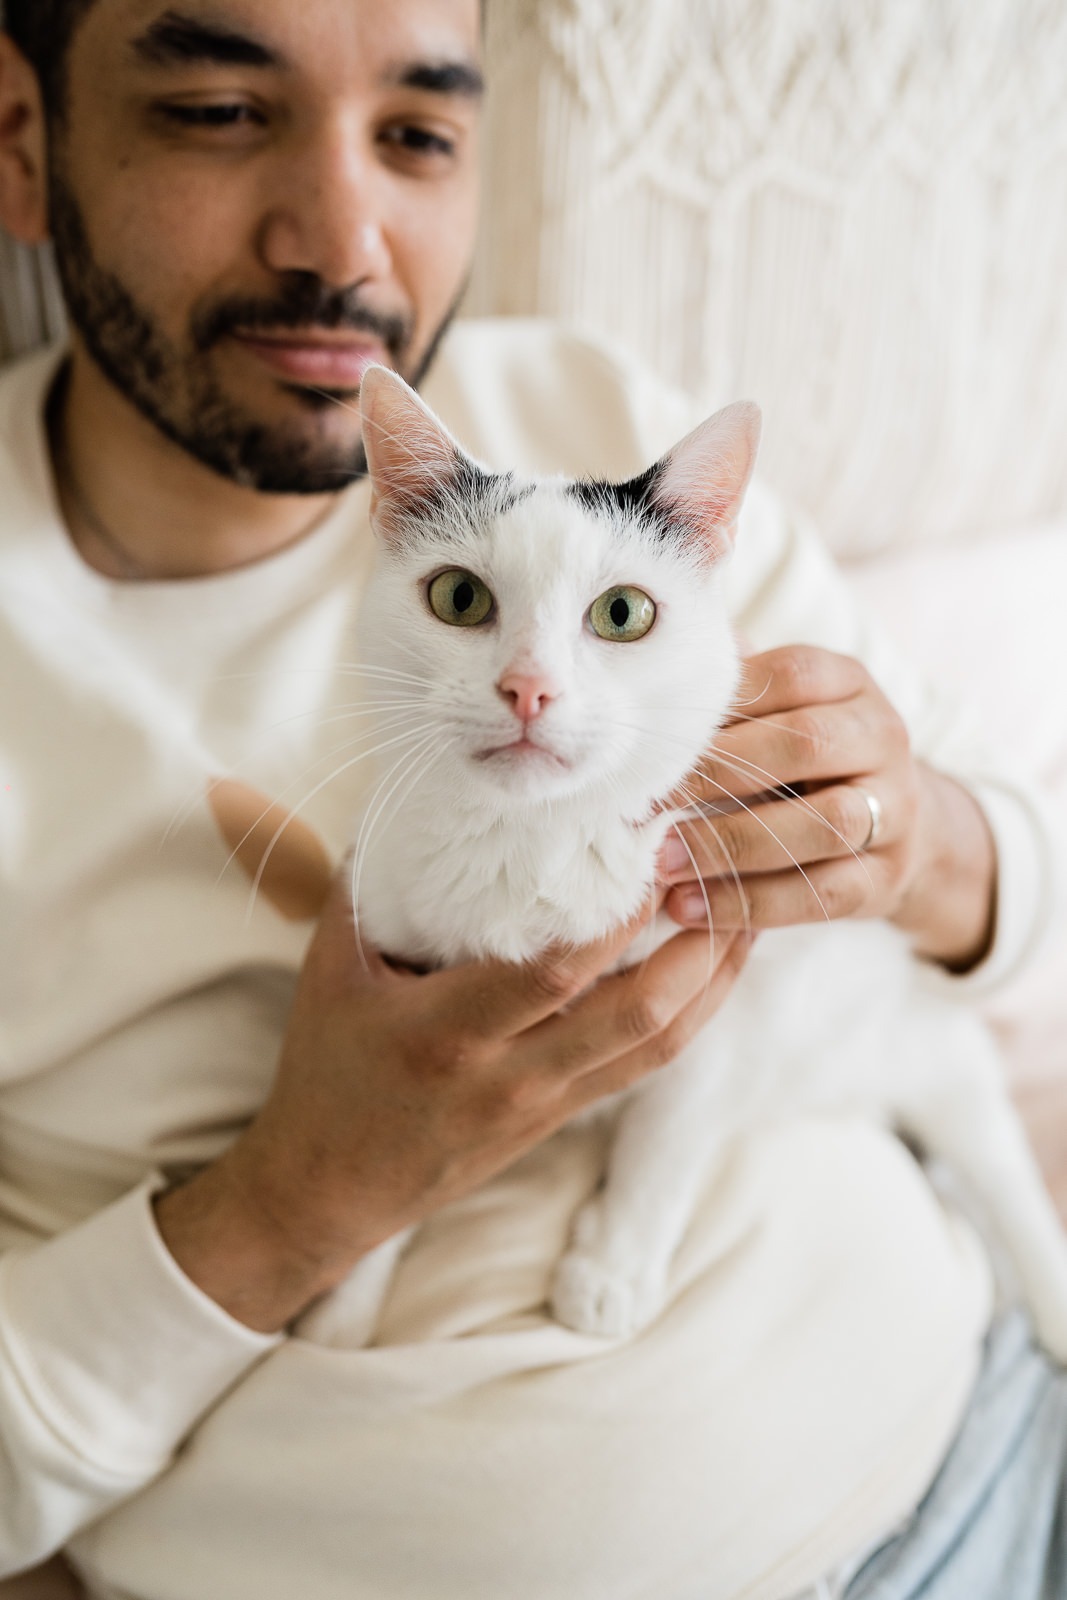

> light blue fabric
[843,1312,1067,1600]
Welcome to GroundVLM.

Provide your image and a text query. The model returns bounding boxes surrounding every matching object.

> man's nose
[257,126,394,288]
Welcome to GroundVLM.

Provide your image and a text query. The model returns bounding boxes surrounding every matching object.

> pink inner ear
[360,365,463,517]
[655,399,762,553]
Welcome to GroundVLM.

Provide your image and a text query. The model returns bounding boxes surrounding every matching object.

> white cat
[298,366,1067,1354]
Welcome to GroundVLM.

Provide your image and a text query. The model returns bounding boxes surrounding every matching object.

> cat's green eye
[427,569,494,627]
[588,585,657,642]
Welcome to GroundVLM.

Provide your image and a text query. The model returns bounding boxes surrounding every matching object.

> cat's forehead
[397,467,685,591]
[480,483,627,583]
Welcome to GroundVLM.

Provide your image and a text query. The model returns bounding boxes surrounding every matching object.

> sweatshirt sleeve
[0,1176,280,1575]
[725,478,1064,993]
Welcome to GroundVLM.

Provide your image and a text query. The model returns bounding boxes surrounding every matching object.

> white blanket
[66,1117,989,1600]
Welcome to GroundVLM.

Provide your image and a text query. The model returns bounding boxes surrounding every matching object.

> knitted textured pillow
[468,0,1067,557]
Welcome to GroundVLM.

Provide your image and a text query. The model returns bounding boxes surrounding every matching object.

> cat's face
[356,370,760,819]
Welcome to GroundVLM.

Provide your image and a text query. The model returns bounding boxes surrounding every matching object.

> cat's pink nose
[497,670,559,722]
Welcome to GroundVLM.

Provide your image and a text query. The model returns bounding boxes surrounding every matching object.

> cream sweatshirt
[0,321,1058,1599]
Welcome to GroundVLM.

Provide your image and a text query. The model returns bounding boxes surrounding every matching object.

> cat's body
[298,368,1067,1354]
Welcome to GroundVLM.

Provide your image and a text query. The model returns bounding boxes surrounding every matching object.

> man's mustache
[192,278,412,360]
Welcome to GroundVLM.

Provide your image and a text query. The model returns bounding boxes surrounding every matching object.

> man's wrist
[892,764,998,973]
[152,1148,358,1335]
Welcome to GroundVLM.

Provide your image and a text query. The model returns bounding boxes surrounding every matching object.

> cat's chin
[468,740,578,800]
[462,742,669,819]
[474,737,570,769]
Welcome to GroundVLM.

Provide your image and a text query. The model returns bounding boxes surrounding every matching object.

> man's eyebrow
[386,59,485,100]
[130,10,283,70]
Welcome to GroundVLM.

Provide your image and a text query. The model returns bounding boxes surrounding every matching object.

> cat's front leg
[551,1045,726,1338]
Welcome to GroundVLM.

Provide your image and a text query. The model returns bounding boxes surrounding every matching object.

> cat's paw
[550,1249,668,1339]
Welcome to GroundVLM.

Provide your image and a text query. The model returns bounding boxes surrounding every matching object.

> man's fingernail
[657,837,690,879]
[677,890,710,923]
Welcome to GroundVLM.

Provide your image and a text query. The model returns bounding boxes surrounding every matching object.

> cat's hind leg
[900,1021,1067,1364]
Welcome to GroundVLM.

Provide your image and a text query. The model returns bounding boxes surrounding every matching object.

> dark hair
[2,0,99,114]
[3,0,487,116]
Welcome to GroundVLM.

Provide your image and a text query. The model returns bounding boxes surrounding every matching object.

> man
[0,1,1059,1596]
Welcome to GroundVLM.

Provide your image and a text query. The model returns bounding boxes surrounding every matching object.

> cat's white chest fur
[355,788,670,967]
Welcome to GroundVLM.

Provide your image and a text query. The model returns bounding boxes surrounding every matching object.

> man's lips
[230,331,387,388]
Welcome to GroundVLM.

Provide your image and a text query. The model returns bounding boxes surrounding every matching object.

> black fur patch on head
[442,458,536,517]
[567,461,676,539]
[446,456,508,508]
[397,458,533,546]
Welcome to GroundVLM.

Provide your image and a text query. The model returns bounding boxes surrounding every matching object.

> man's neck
[49,343,340,582]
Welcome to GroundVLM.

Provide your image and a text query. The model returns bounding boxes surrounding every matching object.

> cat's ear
[359,365,468,541]
[654,400,762,558]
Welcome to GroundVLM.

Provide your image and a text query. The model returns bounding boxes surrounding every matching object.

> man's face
[48,0,483,491]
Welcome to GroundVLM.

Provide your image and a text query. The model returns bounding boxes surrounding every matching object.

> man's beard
[47,167,462,495]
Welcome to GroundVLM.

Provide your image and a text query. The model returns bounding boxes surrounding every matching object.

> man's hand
[658,644,997,971]
[155,883,750,1333]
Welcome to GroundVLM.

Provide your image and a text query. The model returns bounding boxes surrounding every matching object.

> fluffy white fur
[298,369,1067,1352]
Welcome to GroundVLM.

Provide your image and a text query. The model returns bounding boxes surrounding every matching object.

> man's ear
[0,34,50,245]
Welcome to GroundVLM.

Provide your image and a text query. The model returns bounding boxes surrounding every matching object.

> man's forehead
[102,0,482,77]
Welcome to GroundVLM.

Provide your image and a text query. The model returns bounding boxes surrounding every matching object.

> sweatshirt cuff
[0,1177,281,1480]
[930,777,1062,999]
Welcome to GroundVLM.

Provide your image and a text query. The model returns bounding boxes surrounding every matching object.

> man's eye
[156,103,260,129]
[380,124,455,160]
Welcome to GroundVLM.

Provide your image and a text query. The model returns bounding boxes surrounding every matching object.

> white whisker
[160,686,433,848]
[201,711,434,883]
[635,706,822,746]
[667,780,752,944]
[349,731,454,969]
[331,662,436,689]
[703,745,872,885]
[236,721,438,915]
[594,714,872,887]
[594,719,836,919]
[695,774,831,921]
[731,668,775,709]
[263,701,430,737]
[667,818,721,989]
